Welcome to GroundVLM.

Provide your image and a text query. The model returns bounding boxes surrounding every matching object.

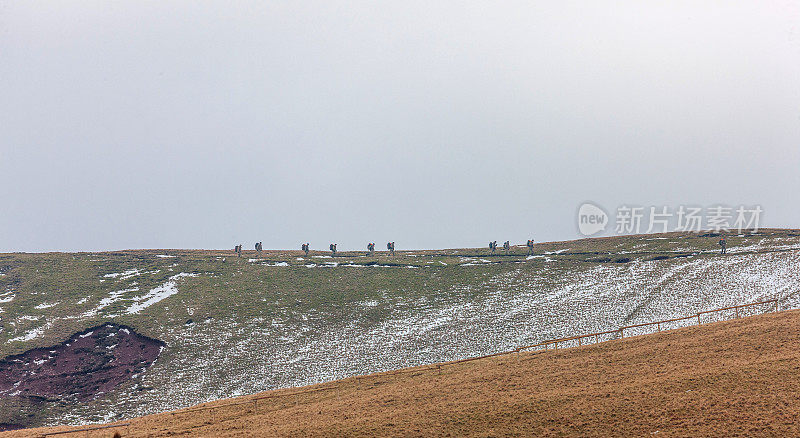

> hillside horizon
[2,228,788,254]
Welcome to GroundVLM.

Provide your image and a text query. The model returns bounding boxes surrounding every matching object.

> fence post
[595,334,599,344]
[735,306,739,319]
[696,313,701,325]
[657,322,661,332]
[578,337,582,346]
[620,328,624,339]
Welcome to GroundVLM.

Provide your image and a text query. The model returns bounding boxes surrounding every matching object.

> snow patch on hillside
[7,322,52,343]
[125,274,198,314]
[103,269,160,280]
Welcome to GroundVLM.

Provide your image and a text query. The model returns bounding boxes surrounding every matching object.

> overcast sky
[1,1,799,252]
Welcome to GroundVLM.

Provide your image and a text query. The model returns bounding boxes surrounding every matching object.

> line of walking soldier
[236,239,535,257]
[237,235,723,258]
[490,239,535,255]
[297,242,395,256]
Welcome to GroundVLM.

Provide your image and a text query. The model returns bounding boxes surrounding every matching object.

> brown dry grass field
[6,308,800,437]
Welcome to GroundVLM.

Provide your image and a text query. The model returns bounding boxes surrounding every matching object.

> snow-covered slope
[1,230,798,427]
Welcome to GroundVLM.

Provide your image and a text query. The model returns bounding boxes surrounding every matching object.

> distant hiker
[526,239,535,255]
[255,242,262,253]
[387,242,395,256]
[489,241,497,254]
[234,245,242,257]
[367,242,375,255]
[503,241,510,252]
[719,236,727,255]
[301,243,310,256]
[330,243,337,256]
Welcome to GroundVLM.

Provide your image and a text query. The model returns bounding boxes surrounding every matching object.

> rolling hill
[6,304,800,437]
[1,229,799,429]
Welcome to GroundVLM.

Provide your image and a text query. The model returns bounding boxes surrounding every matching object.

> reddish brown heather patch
[6,309,800,437]
[0,323,164,402]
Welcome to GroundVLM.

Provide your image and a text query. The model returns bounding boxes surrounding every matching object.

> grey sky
[1,1,799,252]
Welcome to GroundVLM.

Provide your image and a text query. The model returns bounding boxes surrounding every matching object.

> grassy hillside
[0,229,799,427]
[8,303,800,437]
